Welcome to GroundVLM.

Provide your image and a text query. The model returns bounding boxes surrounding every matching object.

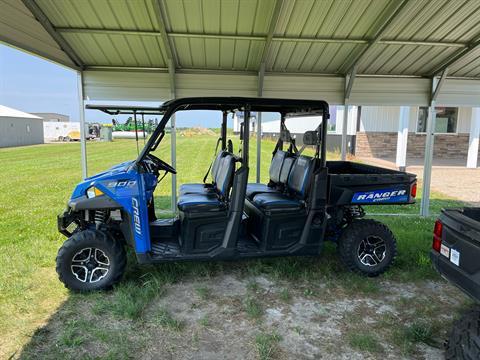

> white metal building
[0,105,44,147]
[357,106,479,167]
[2,0,480,216]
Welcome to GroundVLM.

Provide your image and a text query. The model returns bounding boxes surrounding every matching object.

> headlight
[86,186,104,198]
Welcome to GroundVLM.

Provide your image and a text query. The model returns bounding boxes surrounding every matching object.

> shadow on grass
[18,215,441,359]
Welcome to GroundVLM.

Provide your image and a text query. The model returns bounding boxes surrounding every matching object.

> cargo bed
[326,161,416,206]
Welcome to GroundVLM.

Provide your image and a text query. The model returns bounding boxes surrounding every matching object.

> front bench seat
[252,155,314,213]
[177,154,235,213]
[179,151,226,196]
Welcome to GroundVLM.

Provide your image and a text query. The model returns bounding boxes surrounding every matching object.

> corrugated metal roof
[2,0,480,78]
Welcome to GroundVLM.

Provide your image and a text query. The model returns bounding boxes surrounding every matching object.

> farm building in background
[0,105,44,148]
[32,112,69,122]
[233,105,479,167]
[356,106,480,167]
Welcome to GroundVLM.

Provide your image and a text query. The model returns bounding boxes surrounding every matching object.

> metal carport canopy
[2,0,480,216]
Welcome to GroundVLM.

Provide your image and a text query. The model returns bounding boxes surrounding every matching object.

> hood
[70,160,136,199]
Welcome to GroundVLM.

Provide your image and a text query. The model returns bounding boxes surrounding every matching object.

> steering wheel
[145,154,176,174]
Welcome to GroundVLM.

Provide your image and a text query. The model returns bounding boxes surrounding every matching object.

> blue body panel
[70,161,157,254]
[351,188,409,204]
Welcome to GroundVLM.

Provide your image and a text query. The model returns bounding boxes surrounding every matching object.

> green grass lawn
[0,135,467,358]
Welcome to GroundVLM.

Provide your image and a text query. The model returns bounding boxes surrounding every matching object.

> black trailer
[56,97,417,291]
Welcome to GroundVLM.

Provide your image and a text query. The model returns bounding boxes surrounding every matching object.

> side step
[151,241,181,257]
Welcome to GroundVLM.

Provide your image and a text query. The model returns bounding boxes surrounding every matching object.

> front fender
[68,195,121,211]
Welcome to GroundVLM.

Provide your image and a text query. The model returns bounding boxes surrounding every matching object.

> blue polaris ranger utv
[57,97,417,291]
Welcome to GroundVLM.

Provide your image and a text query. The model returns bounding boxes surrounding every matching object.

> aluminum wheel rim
[71,247,110,283]
[357,235,386,267]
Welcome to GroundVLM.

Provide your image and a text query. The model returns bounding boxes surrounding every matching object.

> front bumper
[430,250,480,303]
[57,208,79,237]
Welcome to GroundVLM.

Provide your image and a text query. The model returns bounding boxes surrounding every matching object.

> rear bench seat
[177,153,235,213]
[251,155,314,213]
[245,150,295,200]
[179,151,226,196]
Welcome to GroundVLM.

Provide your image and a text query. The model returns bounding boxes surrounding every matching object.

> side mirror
[303,130,320,146]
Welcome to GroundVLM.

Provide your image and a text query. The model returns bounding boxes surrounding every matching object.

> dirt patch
[139,275,465,359]
[17,270,470,360]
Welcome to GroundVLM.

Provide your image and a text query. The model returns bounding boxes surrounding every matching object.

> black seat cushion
[177,194,226,213]
[252,193,303,212]
[246,183,279,199]
[179,183,215,196]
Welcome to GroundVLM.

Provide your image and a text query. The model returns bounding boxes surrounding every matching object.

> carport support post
[396,106,409,171]
[168,59,177,213]
[420,71,447,217]
[467,107,480,168]
[170,112,176,212]
[256,62,265,183]
[420,101,436,217]
[77,71,87,179]
[256,112,262,183]
[341,67,356,161]
[341,104,349,161]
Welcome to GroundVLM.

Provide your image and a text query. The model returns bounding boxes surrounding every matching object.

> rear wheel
[56,230,126,291]
[338,219,397,277]
[446,307,480,360]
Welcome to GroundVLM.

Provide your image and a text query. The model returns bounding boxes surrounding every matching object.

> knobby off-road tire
[445,307,480,360]
[56,229,126,291]
[338,219,397,277]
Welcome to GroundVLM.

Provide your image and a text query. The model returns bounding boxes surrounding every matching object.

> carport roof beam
[430,34,480,76]
[54,28,468,48]
[152,0,178,68]
[259,0,284,67]
[341,0,411,74]
[21,0,83,69]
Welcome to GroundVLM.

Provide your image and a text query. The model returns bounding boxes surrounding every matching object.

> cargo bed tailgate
[431,208,480,302]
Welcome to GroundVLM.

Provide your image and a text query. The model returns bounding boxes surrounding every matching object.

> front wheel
[56,230,126,291]
[337,219,397,277]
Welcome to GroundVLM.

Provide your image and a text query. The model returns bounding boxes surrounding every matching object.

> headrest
[280,129,292,142]
[303,131,319,146]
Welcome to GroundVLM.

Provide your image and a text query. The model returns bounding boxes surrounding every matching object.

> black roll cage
[86,97,330,168]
